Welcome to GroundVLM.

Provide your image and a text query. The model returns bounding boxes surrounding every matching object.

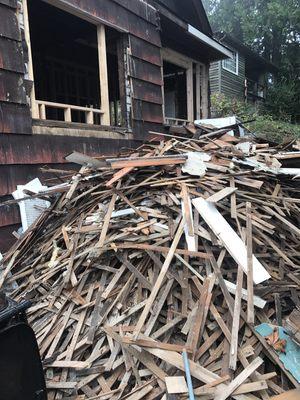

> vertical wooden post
[246,202,254,325]
[86,110,94,124]
[22,0,39,118]
[64,107,72,122]
[201,64,209,119]
[39,103,46,120]
[196,63,201,120]
[186,62,194,122]
[97,24,110,126]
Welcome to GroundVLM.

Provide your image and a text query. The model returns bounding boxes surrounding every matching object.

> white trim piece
[192,197,271,284]
[222,50,239,75]
[187,24,233,59]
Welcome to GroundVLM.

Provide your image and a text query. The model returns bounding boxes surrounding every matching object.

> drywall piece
[12,178,50,232]
[182,152,210,177]
[192,198,271,284]
[234,157,300,177]
[194,116,245,137]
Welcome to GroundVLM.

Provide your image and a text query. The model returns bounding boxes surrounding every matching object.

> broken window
[25,0,125,126]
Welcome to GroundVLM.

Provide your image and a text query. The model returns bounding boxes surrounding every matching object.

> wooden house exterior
[0,0,231,251]
[210,32,277,105]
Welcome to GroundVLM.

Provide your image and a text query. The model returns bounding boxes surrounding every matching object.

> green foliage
[211,93,258,120]
[249,115,300,141]
[203,0,300,123]
[210,93,300,141]
[264,79,300,122]
[203,0,300,66]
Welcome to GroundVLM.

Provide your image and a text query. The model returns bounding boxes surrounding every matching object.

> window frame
[222,51,239,76]
[22,0,112,126]
[161,48,206,124]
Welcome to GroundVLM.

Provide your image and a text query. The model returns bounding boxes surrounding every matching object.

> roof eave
[188,25,233,59]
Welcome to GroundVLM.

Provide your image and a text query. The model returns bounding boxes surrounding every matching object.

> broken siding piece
[192,198,270,284]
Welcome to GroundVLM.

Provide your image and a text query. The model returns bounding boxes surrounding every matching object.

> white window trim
[222,51,239,76]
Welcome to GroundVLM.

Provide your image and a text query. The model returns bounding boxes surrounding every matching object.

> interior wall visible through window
[27,0,125,126]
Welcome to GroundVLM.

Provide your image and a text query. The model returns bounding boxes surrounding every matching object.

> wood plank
[193,198,271,284]
[97,25,110,125]
[214,358,264,400]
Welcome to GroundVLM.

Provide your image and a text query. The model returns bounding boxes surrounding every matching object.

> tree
[203,0,300,121]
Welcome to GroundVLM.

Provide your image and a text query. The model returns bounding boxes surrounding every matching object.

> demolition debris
[1,129,300,399]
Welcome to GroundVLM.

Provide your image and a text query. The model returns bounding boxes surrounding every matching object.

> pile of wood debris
[1,130,300,399]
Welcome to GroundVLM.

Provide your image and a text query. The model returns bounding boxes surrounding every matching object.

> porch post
[201,64,209,119]
[97,24,110,125]
[22,0,39,119]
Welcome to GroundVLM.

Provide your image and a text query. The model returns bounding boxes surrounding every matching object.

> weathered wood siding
[0,0,31,134]
[41,0,164,139]
[0,133,141,252]
[0,0,165,251]
[209,61,221,94]
[220,53,245,100]
[210,53,246,101]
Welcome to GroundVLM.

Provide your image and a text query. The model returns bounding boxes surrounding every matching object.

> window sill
[32,119,133,140]
[222,66,239,76]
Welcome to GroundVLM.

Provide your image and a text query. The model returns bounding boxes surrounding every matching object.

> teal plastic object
[255,323,300,383]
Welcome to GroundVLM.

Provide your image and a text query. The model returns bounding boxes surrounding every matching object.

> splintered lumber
[133,218,184,338]
[215,357,264,400]
[1,130,300,399]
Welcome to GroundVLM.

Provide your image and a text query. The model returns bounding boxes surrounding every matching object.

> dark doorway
[163,60,187,120]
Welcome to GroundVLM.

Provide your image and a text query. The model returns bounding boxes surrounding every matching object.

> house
[210,32,278,105]
[0,0,231,251]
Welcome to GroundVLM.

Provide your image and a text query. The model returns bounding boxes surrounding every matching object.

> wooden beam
[200,64,209,119]
[97,24,110,125]
[22,0,39,118]
[196,63,201,120]
[187,62,194,122]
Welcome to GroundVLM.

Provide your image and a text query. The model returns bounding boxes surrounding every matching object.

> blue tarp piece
[255,323,300,383]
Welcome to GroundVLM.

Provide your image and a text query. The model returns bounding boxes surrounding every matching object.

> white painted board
[192,198,270,284]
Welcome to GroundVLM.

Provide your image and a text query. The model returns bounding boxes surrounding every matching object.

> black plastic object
[0,293,47,400]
